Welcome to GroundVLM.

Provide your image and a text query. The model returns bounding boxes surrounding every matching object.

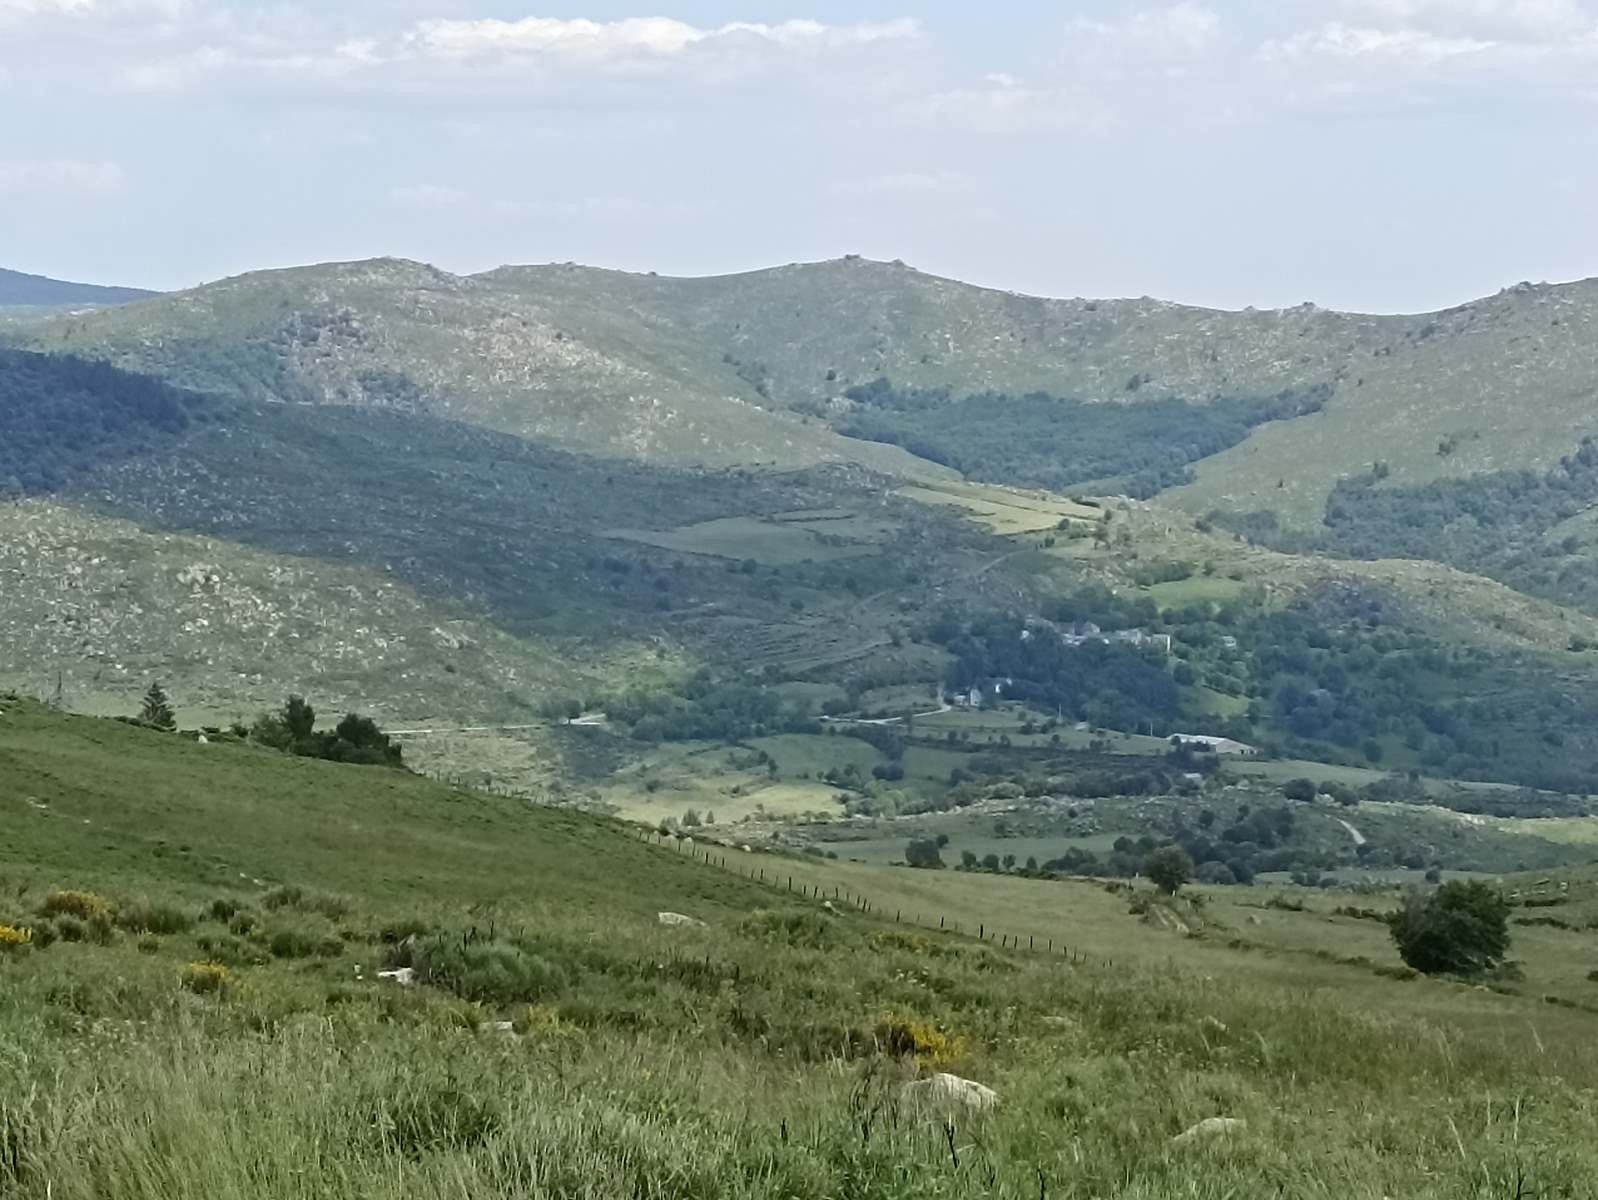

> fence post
[979,924,984,940]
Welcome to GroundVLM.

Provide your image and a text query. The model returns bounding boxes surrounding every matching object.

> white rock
[901,1073,1000,1113]
[1173,1117,1246,1144]
[377,967,416,987]
[478,1020,518,1036]
[657,912,704,928]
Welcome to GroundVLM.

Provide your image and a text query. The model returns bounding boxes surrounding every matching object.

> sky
[2,0,1597,312]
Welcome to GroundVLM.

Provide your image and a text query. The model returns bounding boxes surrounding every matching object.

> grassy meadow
[3,699,1598,1198]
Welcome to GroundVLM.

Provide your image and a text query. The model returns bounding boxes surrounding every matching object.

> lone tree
[905,837,946,870]
[139,683,176,731]
[1389,881,1510,976]
[1144,846,1194,896]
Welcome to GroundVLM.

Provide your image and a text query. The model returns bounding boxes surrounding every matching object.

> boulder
[657,912,705,928]
[901,1073,1000,1113]
[377,967,416,987]
[1173,1117,1246,1144]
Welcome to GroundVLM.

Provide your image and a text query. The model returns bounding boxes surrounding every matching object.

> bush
[1389,881,1510,977]
[0,924,33,955]
[739,909,835,949]
[266,920,344,960]
[179,962,232,996]
[39,890,113,921]
[115,900,195,936]
[408,940,567,1006]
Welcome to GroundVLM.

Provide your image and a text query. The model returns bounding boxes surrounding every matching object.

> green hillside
[5,699,1598,1198]
[18,256,1598,538]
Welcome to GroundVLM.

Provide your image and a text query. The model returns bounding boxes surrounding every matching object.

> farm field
[605,514,882,565]
[897,480,1099,535]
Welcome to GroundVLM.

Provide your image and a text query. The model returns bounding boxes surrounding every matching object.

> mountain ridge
[0,266,158,310]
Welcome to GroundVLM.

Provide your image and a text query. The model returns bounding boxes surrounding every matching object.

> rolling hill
[14,256,1598,532]
[0,266,157,312]
[8,257,1598,795]
[4,697,1598,1198]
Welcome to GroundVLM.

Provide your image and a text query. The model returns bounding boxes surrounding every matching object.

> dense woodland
[931,613,1182,734]
[0,349,213,495]
[836,378,1329,497]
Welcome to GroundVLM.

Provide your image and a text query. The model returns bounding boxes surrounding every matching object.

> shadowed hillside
[0,266,157,312]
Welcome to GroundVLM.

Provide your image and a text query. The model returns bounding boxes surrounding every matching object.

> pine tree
[140,683,176,731]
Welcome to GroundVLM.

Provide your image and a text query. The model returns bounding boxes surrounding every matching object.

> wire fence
[633,828,1106,969]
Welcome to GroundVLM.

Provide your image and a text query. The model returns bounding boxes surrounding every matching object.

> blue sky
[3,0,1596,310]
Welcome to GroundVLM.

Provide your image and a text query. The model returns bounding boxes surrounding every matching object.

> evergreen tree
[139,683,176,731]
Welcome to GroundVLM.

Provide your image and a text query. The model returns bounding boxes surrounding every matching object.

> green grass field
[7,700,1598,1198]
[606,515,881,565]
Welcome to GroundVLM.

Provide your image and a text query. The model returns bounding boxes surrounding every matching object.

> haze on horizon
[4,0,1597,314]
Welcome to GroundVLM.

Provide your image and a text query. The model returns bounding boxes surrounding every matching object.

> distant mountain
[0,266,157,310]
[12,257,1598,530]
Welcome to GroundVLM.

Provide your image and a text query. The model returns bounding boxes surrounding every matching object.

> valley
[5,254,1598,1197]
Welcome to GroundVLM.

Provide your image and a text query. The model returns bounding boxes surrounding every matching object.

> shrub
[1389,881,1510,977]
[136,935,162,955]
[0,924,33,955]
[179,962,232,996]
[195,933,262,967]
[228,909,261,936]
[1281,778,1318,803]
[409,940,567,1006]
[266,920,343,960]
[739,909,835,949]
[39,890,112,921]
[876,1015,966,1066]
[53,916,85,943]
[115,900,195,935]
[260,885,304,911]
[207,897,242,921]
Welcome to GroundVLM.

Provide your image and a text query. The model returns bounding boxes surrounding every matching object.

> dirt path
[1335,817,1367,847]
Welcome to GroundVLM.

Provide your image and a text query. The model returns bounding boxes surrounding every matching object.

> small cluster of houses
[1023,617,1173,655]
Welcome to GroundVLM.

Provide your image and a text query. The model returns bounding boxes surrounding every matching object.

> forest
[930,610,1184,733]
[0,348,214,496]
[835,378,1329,497]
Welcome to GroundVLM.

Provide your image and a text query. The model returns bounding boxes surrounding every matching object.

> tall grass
[2,878,1597,1199]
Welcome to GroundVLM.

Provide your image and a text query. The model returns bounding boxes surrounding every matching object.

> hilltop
[0,266,157,313]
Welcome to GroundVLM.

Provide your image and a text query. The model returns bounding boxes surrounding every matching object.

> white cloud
[1261,23,1495,65]
[109,12,923,97]
[402,16,920,65]
[0,158,126,197]
[0,0,94,14]
[1068,3,1221,65]
[1336,0,1594,42]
